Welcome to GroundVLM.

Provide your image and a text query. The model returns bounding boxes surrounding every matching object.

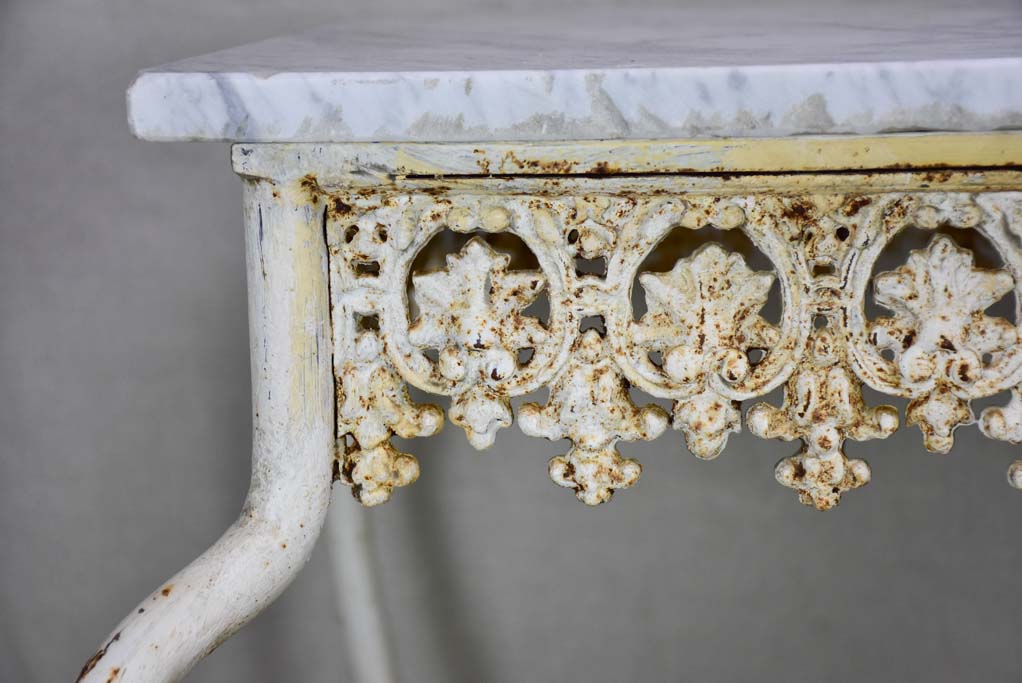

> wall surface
[1,1,1021,682]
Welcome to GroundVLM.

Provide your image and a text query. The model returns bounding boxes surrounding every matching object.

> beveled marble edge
[128,58,1022,143]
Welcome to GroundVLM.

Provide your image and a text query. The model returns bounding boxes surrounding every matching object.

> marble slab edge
[127,59,1022,143]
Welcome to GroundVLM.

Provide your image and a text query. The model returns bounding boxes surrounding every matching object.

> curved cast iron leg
[79,178,334,682]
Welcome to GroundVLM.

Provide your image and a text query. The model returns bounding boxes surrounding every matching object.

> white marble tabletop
[127,1,1022,143]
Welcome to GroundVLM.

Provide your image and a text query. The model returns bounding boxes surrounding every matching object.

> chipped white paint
[84,2,1022,674]
[224,132,1022,178]
[411,238,547,449]
[82,132,1022,681]
[242,143,1022,512]
[980,387,1022,490]
[747,326,898,510]
[635,243,777,459]
[78,179,335,682]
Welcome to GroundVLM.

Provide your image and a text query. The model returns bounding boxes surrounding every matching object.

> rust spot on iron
[299,174,321,203]
[473,149,492,175]
[76,632,120,682]
[781,199,814,224]
[842,196,872,216]
[587,161,621,175]
[330,197,354,217]
[499,150,575,174]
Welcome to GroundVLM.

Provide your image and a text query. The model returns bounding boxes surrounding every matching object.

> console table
[80,5,1022,681]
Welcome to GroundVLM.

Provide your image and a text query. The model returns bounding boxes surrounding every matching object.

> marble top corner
[127,1,1022,143]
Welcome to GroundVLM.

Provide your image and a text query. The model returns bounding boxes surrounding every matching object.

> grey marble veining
[127,1,1022,142]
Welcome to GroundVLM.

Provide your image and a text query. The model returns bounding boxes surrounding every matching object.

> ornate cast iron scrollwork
[322,188,1022,508]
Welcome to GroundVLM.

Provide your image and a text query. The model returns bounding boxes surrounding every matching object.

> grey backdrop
[2,1,1021,681]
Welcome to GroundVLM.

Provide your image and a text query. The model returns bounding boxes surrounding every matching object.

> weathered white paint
[230,134,1022,184]
[274,140,1022,509]
[81,128,1022,680]
[78,178,334,682]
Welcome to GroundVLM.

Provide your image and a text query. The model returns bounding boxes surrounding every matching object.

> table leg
[78,178,335,682]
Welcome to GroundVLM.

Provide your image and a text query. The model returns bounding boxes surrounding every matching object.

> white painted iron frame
[80,134,1022,682]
